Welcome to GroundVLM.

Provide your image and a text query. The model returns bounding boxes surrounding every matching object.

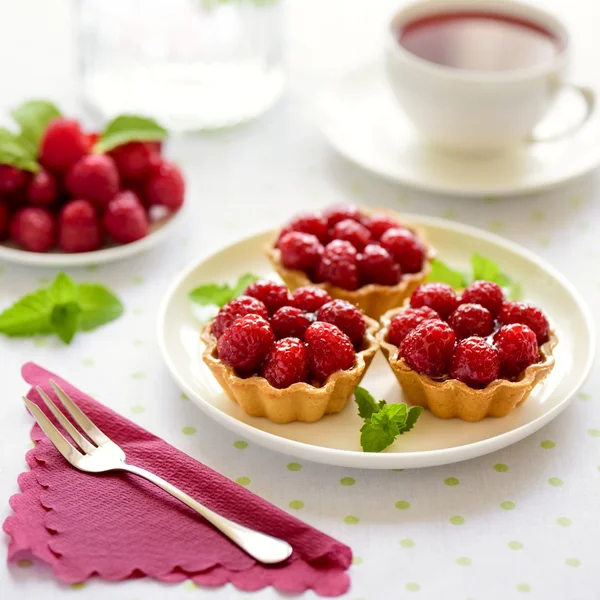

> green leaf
[397,405,423,435]
[48,272,78,305]
[94,115,168,153]
[189,272,261,308]
[77,284,124,331]
[0,127,40,172]
[230,273,261,299]
[360,421,396,453]
[471,253,502,282]
[0,289,54,336]
[354,386,382,419]
[11,100,61,150]
[51,302,81,344]
[426,259,468,289]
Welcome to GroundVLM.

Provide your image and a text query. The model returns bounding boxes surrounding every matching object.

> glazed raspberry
[462,281,504,317]
[9,207,55,252]
[410,282,460,319]
[40,118,91,174]
[0,165,27,196]
[366,213,403,240]
[261,337,309,388]
[211,295,269,339]
[26,169,58,206]
[493,323,539,378]
[144,159,185,211]
[217,314,275,375]
[58,199,103,253]
[66,154,120,209]
[499,301,550,344]
[0,199,9,239]
[449,337,500,388]
[271,306,312,340]
[305,321,356,383]
[379,228,426,273]
[448,303,494,340]
[358,244,401,285]
[330,219,372,251]
[109,141,160,181]
[103,191,149,244]
[279,232,323,271]
[244,280,291,315]
[316,299,366,346]
[400,320,456,377]
[315,240,359,290]
[323,205,363,228]
[387,306,440,346]
[290,286,332,312]
[281,212,329,244]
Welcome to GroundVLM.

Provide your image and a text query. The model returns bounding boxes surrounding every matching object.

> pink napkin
[3,363,352,596]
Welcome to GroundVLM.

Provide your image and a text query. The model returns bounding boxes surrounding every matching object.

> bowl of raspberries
[0,110,185,266]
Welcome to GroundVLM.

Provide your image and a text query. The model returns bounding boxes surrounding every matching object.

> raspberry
[217,314,275,375]
[244,280,290,315]
[449,337,500,388]
[40,118,91,174]
[366,213,403,240]
[290,286,332,312]
[410,282,460,319]
[87,131,100,147]
[316,299,366,346]
[400,320,455,377]
[315,240,359,290]
[211,295,269,339]
[499,301,550,344]
[330,219,372,251]
[0,165,27,196]
[387,306,440,346]
[109,141,160,181]
[380,228,426,273]
[461,281,504,317]
[9,207,55,252]
[281,212,329,244]
[493,324,539,378]
[358,244,401,286]
[323,205,363,228]
[279,232,323,272]
[144,159,185,211]
[305,321,356,383]
[66,154,120,209]
[58,199,103,253]
[261,337,309,388]
[26,169,58,206]
[103,191,149,244]
[0,199,10,239]
[448,303,494,340]
[271,306,312,340]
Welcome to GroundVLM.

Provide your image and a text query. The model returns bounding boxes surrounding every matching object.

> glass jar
[78,0,285,131]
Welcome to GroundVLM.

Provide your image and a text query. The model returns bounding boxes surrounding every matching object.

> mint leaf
[397,405,423,435]
[360,421,397,453]
[471,253,502,282]
[426,259,468,289]
[0,127,40,172]
[48,272,78,304]
[51,302,81,344]
[11,100,61,150]
[77,284,124,331]
[230,273,261,299]
[0,289,53,336]
[189,273,261,308]
[354,386,383,419]
[94,115,168,153]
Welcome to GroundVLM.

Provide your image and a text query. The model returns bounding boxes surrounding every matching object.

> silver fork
[24,380,293,565]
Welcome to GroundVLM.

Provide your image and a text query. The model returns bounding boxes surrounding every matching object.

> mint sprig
[354,387,423,452]
[0,273,123,344]
[426,253,522,300]
[94,115,168,153]
[0,128,39,173]
[11,100,61,151]
[189,273,260,308]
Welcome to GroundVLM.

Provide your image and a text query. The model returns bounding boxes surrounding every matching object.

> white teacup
[384,0,594,153]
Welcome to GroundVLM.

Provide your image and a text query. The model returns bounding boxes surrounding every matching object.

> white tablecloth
[1,1,599,599]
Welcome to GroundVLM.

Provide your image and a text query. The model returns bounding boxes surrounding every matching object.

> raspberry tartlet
[201,281,379,423]
[378,281,557,422]
[266,206,435,319]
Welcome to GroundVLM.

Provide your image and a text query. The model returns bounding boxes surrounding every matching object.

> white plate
[157,215,594,469]
[319,63,600,197]
[0,207,185,267]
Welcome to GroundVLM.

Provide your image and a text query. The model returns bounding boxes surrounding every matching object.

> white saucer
[319,63,600,197]
[157,214,594,469]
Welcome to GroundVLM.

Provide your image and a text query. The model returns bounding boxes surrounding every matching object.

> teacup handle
[529,85,595,143]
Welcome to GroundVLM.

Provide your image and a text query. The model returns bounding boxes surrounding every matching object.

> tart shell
[378,307,558,422]
[201,317,380,424]
[266,215,436,320]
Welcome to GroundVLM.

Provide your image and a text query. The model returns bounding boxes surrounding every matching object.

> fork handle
[121,463,293,565]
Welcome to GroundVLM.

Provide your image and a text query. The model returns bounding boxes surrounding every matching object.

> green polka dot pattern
[287,462,302,471]
[340,477,355,486]
[289,500,304,510]
[344,515,359,525]
[500,501,516,510]
[450,516,465,525]
[494,463,509,472]
[444,477,459,486]
[395,500,410,509]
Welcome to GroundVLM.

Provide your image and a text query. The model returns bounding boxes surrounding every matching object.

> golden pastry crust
[378,307,557,422]
[201,317,380,424]
[266,211,436,320]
